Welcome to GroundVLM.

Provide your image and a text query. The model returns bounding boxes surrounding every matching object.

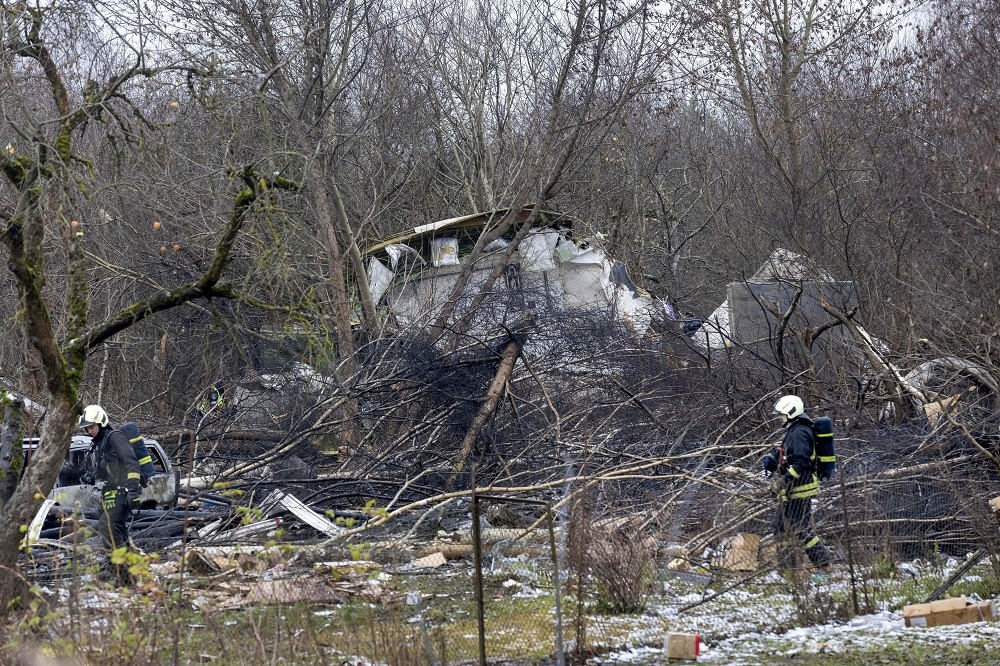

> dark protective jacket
[120,421,155,486]
[779,416,818,500]
[91,426,141,496]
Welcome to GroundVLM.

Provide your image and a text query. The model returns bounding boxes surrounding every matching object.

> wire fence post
[471,488,487,666]
[546,503,565,666]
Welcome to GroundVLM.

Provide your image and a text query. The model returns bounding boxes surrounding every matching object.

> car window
[145,441,168,475]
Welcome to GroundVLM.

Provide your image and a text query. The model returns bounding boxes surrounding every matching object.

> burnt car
[23,434,178,513]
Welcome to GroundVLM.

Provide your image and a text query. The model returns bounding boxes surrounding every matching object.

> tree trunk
[307,166,361,450]
[0,395,75,612]
[328,174,378,333]
[311,174,358,368]
[0,396,25,509]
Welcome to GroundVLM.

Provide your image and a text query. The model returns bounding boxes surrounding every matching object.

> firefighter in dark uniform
[79,404,142,584]
[763,395,833,572]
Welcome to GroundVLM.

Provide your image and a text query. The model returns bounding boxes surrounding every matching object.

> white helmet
[773,395,804,422]
[78,404,109,429]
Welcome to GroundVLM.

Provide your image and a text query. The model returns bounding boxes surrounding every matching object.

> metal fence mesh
[471,495,564,665]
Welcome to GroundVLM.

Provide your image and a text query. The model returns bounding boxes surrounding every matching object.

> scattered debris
[265,489,344,538]
[183,550,240,575]
[412,552,447,569]
[711,533,760,572]
[363,207,663,337]
[243,578,348,606]
[902,597,997,628]
[313,560,381,576]
[25,498,57,545]
[663,632,700,660]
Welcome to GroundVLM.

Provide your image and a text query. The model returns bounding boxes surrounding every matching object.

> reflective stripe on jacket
[119,421,156,483]
[780,472,819,500]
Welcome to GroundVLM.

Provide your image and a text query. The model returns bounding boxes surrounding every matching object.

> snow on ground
[697,613,1000,665]
[594,570,998,665]
[603,616,1000,665]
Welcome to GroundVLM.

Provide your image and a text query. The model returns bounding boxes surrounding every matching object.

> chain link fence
[469,494,564,666]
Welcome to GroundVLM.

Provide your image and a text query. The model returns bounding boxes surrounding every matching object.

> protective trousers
[95,489,133,584]
[775,497,832,568]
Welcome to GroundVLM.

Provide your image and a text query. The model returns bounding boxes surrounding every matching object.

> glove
[129,494,141,517]
[80,470,96,486]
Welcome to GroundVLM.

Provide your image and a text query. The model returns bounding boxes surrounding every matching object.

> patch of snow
[596,562,999,665]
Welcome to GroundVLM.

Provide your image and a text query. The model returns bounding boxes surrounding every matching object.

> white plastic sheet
[555,238,578,263]
[385,243,423,270]
[367,256,394,305]
[610,284,654,336]
[519,229,559,272]
[565,245,605,265]
[484,237,509,253]
[431,237,459,267]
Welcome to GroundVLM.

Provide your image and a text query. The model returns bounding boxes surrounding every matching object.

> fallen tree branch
[944,410,1000,472]
[455,331,525,473]
[819,302,927,408]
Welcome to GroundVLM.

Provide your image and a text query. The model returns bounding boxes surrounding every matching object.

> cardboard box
[923,394,960,427]
[711,533,760,572]
[903,597,965,627]
[411,552,446,569]
[989,496,1000,518]
[903,597,997,627]
[957,600,997,624]
[663,633,700,660]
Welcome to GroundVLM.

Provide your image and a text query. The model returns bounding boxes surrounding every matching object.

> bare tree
[0,2,296,610]
[411,0,676,343]
[685,0,910,260]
